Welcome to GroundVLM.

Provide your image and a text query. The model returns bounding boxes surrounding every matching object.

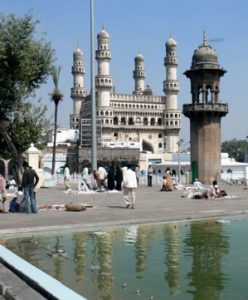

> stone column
[25,143,43,188]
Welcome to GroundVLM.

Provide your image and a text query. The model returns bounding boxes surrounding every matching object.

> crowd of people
[0,160,229,214]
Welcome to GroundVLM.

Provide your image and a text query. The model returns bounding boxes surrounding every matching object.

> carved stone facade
[70,29,181,154]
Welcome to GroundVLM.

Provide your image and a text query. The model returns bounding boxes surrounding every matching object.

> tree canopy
[0,13,54,118]
[221,139,248,162]
[0,13,55,182]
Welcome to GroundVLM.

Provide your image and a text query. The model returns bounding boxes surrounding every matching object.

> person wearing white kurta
[122,165,137,209]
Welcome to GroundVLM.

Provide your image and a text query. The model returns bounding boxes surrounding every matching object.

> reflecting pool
[5,216,248,300]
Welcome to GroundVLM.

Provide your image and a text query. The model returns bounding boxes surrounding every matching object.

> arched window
[143,117,148,125]
[157,118,162,125]
[150,118,155,125]
[121,117,126,125]
[113,117,118,125]
[128,117,134,125]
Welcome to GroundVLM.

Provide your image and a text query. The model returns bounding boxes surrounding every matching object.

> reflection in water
[73,232,87,282]
[5,218,238,299]
[91,232,114,300]
[184,220,229,300]
[135,226,154,278]
[164,224,180,296]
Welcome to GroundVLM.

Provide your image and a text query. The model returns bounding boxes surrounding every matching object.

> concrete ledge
[0,263,46,299]
[0,246,87,300]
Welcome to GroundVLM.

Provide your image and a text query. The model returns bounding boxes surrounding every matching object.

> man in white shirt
[122,164,137,209]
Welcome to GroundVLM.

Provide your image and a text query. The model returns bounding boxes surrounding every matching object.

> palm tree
[50,66,63,175]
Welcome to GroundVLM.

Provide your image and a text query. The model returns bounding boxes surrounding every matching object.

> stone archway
[142,140,154,153]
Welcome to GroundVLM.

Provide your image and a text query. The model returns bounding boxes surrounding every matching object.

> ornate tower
[95,29,113,107]
[133,53,146,95]
[183,33,229,184]
[163,37,181,152]
[70,47,86,129]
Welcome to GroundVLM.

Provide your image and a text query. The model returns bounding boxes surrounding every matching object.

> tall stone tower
[163,37,180,153]
[183,33,229,184]
[95,28,113,108]
[70,48,86,129]
[133,53,146,95]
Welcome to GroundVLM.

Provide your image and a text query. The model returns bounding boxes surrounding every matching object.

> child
[9,187,24,212]
[160,176,167,191]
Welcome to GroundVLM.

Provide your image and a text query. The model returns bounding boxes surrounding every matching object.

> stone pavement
[0,183,248,238]
[0,183,248,299]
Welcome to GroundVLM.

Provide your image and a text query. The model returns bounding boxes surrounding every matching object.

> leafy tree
[221,139,248,162]
[0,100,52,159]
[0,13,55,183]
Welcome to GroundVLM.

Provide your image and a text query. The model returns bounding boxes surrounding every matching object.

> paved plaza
[0,183,248,237]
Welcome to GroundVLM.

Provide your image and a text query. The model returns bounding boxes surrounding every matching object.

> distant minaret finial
[202,30,207,46]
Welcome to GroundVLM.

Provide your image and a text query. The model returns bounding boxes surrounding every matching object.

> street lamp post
[90,0,97,171]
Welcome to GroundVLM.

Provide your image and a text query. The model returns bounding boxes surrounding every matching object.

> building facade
[70,29,181,155]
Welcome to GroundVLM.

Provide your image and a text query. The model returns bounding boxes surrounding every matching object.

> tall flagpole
[90,0,97,171]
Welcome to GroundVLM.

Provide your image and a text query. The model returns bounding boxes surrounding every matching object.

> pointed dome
[73,47,83,55]
[97,28,110,39]
[166,37,177,47]
[191,33,219,69]
[135,52,144,61]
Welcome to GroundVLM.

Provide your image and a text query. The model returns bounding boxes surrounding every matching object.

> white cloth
[123,169,137,188]
[82,167,89,182]
[15,191,24,205]
[98,166,107,180]
[64,167,70,180]
[193,180,203,189]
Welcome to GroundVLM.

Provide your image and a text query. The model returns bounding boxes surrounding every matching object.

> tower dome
[74,47,83,55]
[166,37,177,47]
[135,53,144,61]
[97,28,110,39]
[191,33,219,69]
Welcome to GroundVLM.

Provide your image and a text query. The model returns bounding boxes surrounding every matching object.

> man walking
[22,161,39,213]
[63,164,71,190]
[122,164,137,209]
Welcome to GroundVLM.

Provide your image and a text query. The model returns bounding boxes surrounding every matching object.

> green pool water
[5,216,248,300]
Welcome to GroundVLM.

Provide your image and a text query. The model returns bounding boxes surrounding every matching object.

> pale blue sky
[4,0,248,143]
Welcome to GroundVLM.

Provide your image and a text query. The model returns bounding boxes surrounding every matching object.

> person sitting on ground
[193,178,203,189]
[208,180,221,198]
[165,171,174,191]
[160,176,167,191]
[9,187,24,212]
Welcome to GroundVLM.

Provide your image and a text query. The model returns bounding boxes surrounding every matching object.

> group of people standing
[77,163,138,209]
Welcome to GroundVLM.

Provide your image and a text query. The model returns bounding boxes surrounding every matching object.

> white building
[70,29,181,154]
[151,152,248,184]
[47,128,79,147]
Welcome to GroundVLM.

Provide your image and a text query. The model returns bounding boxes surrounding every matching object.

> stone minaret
[133,53,146,95]
[70,47,86,129]
[95,29,113,108]
[163,37,181,152]
[183,33,229,184]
